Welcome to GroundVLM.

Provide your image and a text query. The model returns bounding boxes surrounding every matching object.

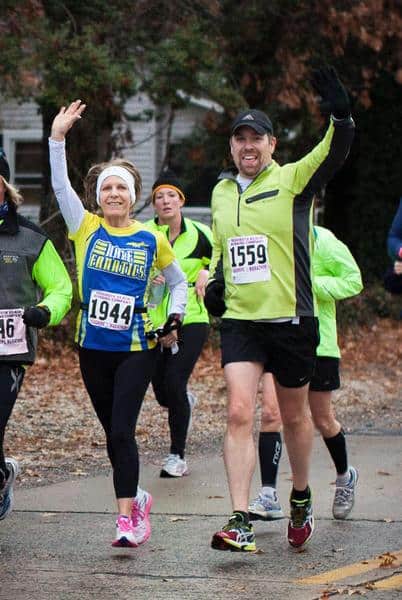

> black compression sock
[258,431,282,487]
[323,429,348,475]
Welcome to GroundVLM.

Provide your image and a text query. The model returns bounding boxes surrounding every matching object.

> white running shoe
[131,488,153,545]
[160,453,189,478]
[0,458,19,521]
[112,515,138,548]
[333,466,359,520]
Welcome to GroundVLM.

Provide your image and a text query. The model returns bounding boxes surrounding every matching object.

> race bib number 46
[88,290,135,331]
[0,308,28,355]
[228,235,270,284]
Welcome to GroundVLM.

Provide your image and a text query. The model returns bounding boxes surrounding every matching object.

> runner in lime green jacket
[146,218,212,329]
[145,169,212,478]
[206,66,355,552]
[313,225,363,358]
[250,225,363,524]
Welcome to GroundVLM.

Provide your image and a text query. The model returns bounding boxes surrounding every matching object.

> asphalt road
[1,434,401,600]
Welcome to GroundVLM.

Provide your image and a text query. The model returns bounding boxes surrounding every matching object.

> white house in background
[0,92,220,225]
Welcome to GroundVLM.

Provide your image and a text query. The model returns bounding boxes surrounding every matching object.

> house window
[14,141,43,206]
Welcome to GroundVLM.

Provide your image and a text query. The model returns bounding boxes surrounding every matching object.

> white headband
[96,166,136,206]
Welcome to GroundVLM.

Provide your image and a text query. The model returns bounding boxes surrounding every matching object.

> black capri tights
[78,347,157,499]
[151,323,209,457]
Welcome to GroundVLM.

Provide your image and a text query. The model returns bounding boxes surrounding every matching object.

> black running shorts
[220,317,319,388]
[309,356,340,392]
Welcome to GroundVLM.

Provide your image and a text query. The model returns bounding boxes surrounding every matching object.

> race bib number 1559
[228,235,270,284]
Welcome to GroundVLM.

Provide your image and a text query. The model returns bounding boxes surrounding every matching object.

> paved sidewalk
[1,434,401,599]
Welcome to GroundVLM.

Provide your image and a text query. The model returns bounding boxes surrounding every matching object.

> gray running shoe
[0,458,19,521]
[333,465,359,520]
[248,489,284,521]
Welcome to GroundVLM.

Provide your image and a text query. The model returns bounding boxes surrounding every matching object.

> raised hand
[310,66,350,119]
[50,100,86,141]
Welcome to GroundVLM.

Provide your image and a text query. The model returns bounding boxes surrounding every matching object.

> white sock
[261,486,277,498]
[336,469,350,486]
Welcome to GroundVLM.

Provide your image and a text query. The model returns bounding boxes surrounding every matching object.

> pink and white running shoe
[112,515,138,548]
[131,487,153,545]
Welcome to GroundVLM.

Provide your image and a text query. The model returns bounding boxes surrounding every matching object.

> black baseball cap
[0,148,10,183]
[231,109,274,136]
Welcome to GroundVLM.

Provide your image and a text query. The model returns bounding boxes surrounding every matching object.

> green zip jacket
[145,216,212,327]
[209,118,355,320]
[0,209,72,364]
[313,226,363,358]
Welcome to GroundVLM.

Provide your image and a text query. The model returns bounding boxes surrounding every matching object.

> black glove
[160,313,182,337]
[310,65,350,119]
[22,306,51,329]
[204,280,226,317]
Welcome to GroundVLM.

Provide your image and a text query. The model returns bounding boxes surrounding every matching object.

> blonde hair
[1,176,23,207]
[84,158,142,212]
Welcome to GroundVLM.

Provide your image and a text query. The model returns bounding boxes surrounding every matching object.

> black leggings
[78,347,157,499]
[0,363,25,482]
[151,323,209,457]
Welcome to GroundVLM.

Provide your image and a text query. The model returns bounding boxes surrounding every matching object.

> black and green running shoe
[211,512,256,552]
[288,493,314,549]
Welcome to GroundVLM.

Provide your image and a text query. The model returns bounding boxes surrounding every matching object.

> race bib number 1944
[88,290,135,331]
[228,235,270,284]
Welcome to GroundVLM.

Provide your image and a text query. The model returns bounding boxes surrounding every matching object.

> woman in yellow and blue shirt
[49,101,187,549]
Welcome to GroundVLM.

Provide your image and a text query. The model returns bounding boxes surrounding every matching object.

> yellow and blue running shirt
[70,211,176,352]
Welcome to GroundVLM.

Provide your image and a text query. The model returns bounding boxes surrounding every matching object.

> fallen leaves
[378,552,397,568]
[340,319,402,370]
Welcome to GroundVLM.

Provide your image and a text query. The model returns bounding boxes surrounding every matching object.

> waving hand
[310,66,350,119]
[50,100,86,141]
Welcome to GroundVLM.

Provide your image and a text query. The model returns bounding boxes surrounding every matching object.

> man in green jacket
[249,225,363,525]
[0,149,72,521]
[205,66,355,552]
